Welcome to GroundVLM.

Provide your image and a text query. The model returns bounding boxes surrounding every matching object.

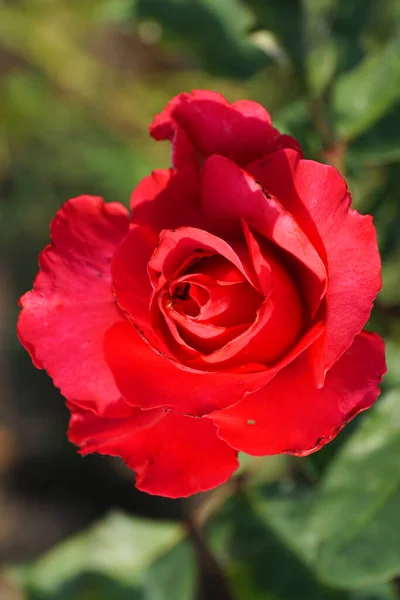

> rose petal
[184,223,303,368]
[183,253,247,284]
[247,149,382,383]
[170,123,201,171]
[147,226,260,293]
[209,332,386,456]
[172,276,262,326]
[17,196,130,417]
[104,317,324,417]
[159,265,262,356]
[241,220,272,297]
[166,304,250,354]
[68,403,238,498]
[104,320,271,416]
[145,227,266,359]
[150,90,301,167]
[111,223,174,357]
[201,155,327,315]
[130,167,203,233]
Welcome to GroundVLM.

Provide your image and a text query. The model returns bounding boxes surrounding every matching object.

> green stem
[393,577,400,598]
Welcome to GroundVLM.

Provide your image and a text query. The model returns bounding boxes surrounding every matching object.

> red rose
[18,91,386,498]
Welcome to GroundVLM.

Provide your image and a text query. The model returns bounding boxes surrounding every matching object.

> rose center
[160,254,266,356]
[172,282,204,317]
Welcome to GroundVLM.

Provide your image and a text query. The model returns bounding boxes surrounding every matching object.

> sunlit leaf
[309,391,400,587]
[9,511,197,600]
[349,102,400,164]
[333,36,400,140]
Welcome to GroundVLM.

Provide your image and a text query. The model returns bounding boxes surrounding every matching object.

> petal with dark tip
[209,332,386,456]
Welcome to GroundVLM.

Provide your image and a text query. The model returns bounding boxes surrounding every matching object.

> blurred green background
[1,0,400,599]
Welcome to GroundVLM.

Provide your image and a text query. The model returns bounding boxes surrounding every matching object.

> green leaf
[307,37,337,96]
[207,492,348,600]
[9,511,197,600]
[134,0,272,78]
[245,393,400,591]
[274,99,322,157]
[333,35,400,140]
[331,0,396,73]
[350,584,398,600]
[308,391,400,587]
[349,102,400,164]
[24,574,143,600]
[245,0,305,76]
[143,541,197,600]
[302,0,338,96]
[306,392,400,588]
[247,0,338,95]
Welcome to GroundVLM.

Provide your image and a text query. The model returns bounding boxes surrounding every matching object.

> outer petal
[68,403,238,498]
[247,149,382,382]
[201,155,327,315]
[104,321,268,416]
[104,319,324,417]
[130,167,204,233]
[17,196,130,417]
[150,90,301,167]
[209,332,386,456]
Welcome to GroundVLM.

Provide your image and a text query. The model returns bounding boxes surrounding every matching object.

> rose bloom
[18,91,386,498]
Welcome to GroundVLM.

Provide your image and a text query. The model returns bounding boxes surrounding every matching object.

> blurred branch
[309,97,334,150]
[185,513,238,600]
[182,476,248,600]
[189,474,246,529]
